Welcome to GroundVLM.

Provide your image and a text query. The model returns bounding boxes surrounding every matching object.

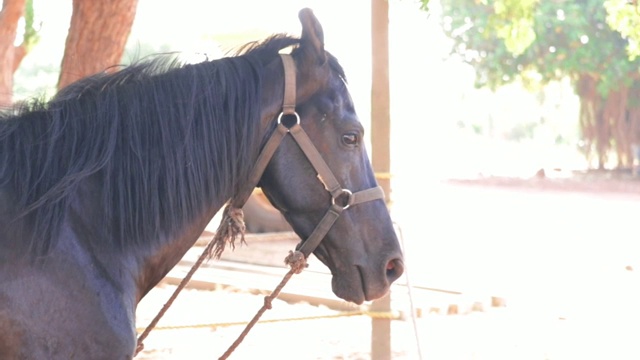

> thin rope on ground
[394,221,423,360]
[135,310,402,332]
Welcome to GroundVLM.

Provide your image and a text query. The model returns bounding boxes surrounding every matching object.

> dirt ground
[448,169,640,196]
[135,170,640,360]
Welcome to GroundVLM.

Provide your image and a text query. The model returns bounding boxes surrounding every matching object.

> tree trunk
[0,0,25,107]
[604,87,630,167]
[58,0,138,89]
[576,74,640,169]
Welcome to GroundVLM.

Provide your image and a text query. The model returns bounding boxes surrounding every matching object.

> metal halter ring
[332,189,354,210]
[277,111,301,128]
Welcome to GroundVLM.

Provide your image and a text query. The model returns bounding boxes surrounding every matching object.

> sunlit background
[21,0,588,177]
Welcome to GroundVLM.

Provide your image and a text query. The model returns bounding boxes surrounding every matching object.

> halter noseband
[221,54,385,258]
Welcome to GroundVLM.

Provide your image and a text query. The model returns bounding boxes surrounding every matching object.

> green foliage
[605,0,640,60]
[23,0,40,51]
[435,0,640,97]
[490,0,539,56]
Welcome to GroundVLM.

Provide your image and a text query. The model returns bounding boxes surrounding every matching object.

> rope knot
[284,250,308,274]
[263,296,273,310]
[208,203,246,259]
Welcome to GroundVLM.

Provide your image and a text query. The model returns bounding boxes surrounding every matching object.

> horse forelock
[0,34,302,257]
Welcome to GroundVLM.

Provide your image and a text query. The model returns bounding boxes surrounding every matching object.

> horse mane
[0,34,301,256]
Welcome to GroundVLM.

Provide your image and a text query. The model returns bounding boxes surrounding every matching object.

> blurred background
[4,0,640,359]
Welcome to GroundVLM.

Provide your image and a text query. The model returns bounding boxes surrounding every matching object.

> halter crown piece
[209,53,385,262]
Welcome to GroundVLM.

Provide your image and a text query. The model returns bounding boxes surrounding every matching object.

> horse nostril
[385,258,404,283]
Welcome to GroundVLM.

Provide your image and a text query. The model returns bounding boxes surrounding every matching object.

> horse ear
[298,8,327,65]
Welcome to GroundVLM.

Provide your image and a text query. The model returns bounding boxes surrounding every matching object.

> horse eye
[342,133,359,146]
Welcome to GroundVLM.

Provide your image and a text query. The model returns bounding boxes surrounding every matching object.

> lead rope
[134,206,246,356]
[134,54,297,357]
[217,250,307,360]
[134,233,308,359]
[134,241,211,356]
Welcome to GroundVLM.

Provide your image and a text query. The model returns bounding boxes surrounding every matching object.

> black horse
[0,9,404,359]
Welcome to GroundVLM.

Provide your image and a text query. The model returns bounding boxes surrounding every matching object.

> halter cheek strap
[210,54,385,259]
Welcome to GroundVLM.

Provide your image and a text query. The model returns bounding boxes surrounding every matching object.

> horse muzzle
[329,251,404,305]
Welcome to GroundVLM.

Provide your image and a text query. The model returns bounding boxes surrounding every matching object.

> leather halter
[231,54,385,257]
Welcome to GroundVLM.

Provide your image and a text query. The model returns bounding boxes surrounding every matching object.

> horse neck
[133,205,221,300]
[132,58,287,300]
[64,173,224,301]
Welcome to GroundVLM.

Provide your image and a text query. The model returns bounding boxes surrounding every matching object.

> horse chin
[331,275,366,305]
[329,267,390,305]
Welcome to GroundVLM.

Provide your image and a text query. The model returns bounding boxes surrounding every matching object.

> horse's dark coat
[0,9,403,359]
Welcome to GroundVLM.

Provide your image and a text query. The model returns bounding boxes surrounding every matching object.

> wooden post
[370,0,392,359]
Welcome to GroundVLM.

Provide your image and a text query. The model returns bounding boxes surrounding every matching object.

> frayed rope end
[284,250,308,274]
[207,203,246,259]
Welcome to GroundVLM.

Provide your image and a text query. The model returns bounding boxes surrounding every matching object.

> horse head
[258,9,404,304]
